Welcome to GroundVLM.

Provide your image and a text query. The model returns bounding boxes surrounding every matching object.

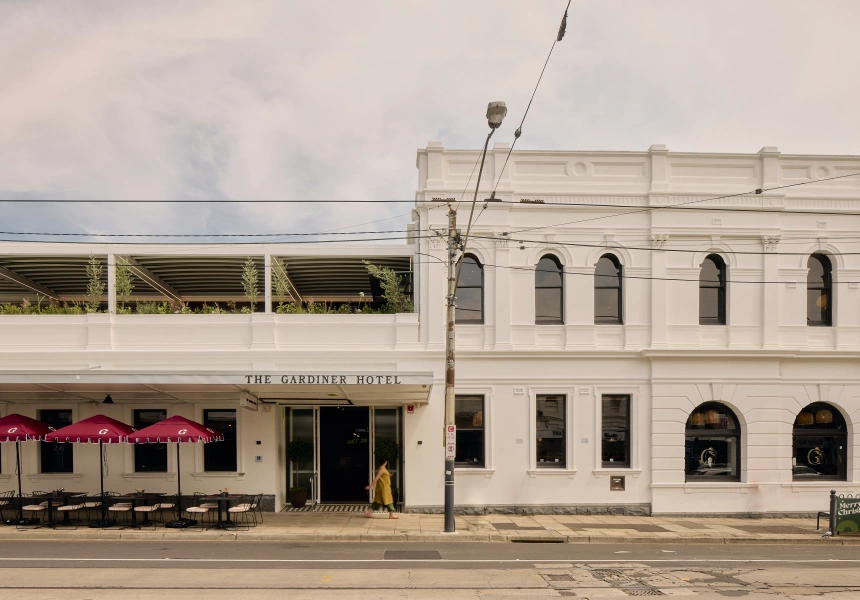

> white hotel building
[1,143,858,516]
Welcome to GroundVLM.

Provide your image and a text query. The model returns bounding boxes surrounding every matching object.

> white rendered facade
[0,143,858,515]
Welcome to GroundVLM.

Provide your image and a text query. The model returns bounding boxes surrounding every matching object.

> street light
[443,101,506,533]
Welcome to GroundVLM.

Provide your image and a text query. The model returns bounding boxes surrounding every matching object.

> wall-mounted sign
[407,405,414,414]
[244,374,405,385]
[445,425,456,460]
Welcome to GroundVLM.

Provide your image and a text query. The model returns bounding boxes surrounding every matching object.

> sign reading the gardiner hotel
[244,374,404,385]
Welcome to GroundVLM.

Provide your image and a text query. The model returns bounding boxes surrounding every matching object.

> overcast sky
[1,0,858,242]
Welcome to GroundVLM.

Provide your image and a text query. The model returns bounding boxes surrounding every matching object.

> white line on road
[0,558,858,564]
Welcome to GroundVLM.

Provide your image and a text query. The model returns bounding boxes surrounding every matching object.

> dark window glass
[454,396,484,467]
[684,402,740,481]
[456,255,483,324]
[40,410,73,473]
[601,396,629,467]
[699,255,726,325]
[535,255,563,324]
[536,395,565,468]
[204,409,237,472]
[134,409,167,473]
[595,255,622,324]
[793,403,846,480]
[807,254,832,326]
[289,408,315,493]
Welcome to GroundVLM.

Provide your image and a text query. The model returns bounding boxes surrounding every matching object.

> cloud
[0,0,858,241]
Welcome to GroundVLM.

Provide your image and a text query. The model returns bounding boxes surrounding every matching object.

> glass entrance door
[288,406,402,506]
[319,407,370,503]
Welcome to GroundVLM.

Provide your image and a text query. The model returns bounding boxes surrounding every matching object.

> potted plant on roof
[287,439,313,509]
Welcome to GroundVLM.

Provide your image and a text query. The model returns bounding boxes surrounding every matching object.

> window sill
[121,472,176,481]
[26,472,84,482]
[454,468,495,478]
[191,472,245,481]
[593,468,641,477]
[528,469,576,478]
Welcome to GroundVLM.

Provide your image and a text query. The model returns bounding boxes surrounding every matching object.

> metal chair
[183,495,211,531]
[250,493,264,525]
[18,490,50,529]
[105,491,132,527]
[226,495,254,530]
[0,490,14,522]
[55,499,86,529]
[81,495,103,523]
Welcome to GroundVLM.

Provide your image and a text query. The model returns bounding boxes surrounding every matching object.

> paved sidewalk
[0,511,856,544]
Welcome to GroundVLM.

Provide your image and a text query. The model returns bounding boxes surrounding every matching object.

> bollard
[829,489,837,536]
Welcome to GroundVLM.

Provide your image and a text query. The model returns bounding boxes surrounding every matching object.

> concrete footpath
[0,511,856,544]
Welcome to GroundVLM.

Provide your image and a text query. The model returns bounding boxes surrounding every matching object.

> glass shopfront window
[40,409,73,473]
[601,395,629,467]
[536,395,565,468]
[793,403,846,480]
[134,409,168,473]
[684,403,740,481]
[455,396,484,467]
[203,409,237,472]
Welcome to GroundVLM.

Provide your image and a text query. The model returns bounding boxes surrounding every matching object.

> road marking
[0,557,858,564]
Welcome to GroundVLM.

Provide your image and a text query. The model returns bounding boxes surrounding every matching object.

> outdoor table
[112,493,165,529]
[30,491,87,527]
[201,493,244,530]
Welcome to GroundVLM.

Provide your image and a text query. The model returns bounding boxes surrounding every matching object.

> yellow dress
[373,467,394,505]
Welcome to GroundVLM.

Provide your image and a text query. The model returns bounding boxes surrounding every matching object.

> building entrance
[319,407,370,503]
[287,406,402,506]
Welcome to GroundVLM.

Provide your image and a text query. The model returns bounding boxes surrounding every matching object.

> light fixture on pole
[443,101,506,534]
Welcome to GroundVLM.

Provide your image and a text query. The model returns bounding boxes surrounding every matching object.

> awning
[0,370,434,406]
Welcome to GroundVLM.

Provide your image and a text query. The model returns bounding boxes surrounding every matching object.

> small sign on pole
[445,425,456,460]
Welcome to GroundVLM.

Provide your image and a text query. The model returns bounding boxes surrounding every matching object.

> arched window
[685,403,740,481]
[699,254,726,325]
[807,254,832,326]
[594,254,622,324]
[535,255,563,324]
[456,254,483,324]
[793,403,847,480]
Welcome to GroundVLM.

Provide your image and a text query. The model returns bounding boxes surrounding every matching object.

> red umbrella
[0,414,54,520]
[45,415,136,525]
[127,416,223,519]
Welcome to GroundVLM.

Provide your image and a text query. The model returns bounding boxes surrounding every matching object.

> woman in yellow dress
[365,458,399,519]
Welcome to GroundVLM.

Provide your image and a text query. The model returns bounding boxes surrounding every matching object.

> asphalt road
[1,541,859,599]
[0,540,858,569]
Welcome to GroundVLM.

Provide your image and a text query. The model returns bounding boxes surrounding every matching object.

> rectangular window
[133,409,168,473]
[454,396,484,467]
[601,395,630,468]
[203,409,237,472]
[40,409,73,473]
[536,395,565,468]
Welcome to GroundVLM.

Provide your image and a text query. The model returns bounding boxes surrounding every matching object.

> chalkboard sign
[835,495,860,535]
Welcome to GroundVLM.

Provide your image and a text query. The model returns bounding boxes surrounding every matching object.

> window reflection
[699,255,726,325]
[535,255,563,324]
[536,395,565,467]
[456,255,483,324]
[595,255,622,324]
[807,254,832,326]
[793,403,846,480]
[684,403,740,481]
[455,396,484,467]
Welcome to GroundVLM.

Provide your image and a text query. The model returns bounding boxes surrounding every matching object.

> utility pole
[443,101,507,534]
[443,206,458,534]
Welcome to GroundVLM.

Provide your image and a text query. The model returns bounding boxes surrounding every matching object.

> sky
[1,0,859,242]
